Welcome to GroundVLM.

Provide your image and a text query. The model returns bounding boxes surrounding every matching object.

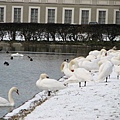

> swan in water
[11,53,24,57]
[36,73,66,96]
[0,87,19,106]
[97,60,114,82]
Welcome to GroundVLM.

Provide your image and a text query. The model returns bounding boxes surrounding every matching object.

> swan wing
[74,68,93,81]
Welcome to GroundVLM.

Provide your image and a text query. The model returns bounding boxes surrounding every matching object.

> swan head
[10,87,19,95]
[69,59,78,71]
[40,73,49,80]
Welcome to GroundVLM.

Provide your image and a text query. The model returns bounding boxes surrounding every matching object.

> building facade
[0,0,120,24]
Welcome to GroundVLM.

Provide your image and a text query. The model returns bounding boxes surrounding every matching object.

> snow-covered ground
[4,70,120,120]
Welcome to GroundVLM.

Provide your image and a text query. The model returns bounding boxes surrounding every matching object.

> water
[0,52,76,118]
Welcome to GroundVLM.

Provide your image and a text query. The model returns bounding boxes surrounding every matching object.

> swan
[97,60,114,82]
[114,65,120,79]
[0,87,19,106]
[86,54,96,61]
[111,53,120,65]
[64,68,93,87]
[79,58,100,72]
[36,73,66,96]
[88,50,100,57]
[11,53,24,57]
[60,61,73,78]
[66,60,93,87]
[69,58,99,73]
[97,48,107,59]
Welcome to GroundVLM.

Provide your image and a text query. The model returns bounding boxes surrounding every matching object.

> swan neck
[8,89,14,106]
[69,60,78,70]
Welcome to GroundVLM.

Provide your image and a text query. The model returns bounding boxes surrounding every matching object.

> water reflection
[0,52,76,117]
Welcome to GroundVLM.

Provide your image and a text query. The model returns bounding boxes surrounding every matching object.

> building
[0,0,120,24]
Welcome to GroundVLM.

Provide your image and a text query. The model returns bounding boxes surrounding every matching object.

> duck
[36,73,66,96]
[4,61,9,66]
[0,87,19,106]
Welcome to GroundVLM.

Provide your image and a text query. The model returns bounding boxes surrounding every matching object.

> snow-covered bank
[3,92,48,120]
[4,71,120,120]
[25,71,119,120]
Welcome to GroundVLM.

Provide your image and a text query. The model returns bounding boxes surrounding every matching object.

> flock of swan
[0,46,120,107]
[32,46,120,96]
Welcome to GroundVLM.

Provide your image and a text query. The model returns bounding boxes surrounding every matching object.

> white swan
[89,50,100,57]
[97,48,107,59]
[79,58,100,72]
[65,68,93,87]
[111,53,120,65]
[60,61,73,78]
[69,58,99,73]
[65,60,93,87]
[0,87,19,106]
[36,73,66,96]
[11,53,24,57]
[114,65,120,79]
[97,60,114,82]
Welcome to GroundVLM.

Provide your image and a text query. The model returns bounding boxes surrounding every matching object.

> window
[31,8,38,23]
[115,11,120,24]
[97,9,108,24]
[29,7,40,23]
[98,11,106,24]
[79,8,91,24]
[64,10,72,23]
[0,7,4,22]
[0,6,6,22]
[81,10,89,24]
[14,8,21,22]
[62,8,74,24]
[48,9,55,23]
[46,7,57,23]
[12,6,23,22]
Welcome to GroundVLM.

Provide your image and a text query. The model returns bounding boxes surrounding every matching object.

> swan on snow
[97,60,114,82]
[36,73,66,96]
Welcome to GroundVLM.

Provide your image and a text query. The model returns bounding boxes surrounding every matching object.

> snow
[4,70,120,120]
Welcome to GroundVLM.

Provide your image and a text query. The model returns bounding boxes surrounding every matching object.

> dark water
[0,52,76,117]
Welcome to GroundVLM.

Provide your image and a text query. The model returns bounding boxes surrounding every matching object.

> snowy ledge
[3,72,120,120]
[3,91,49,120]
